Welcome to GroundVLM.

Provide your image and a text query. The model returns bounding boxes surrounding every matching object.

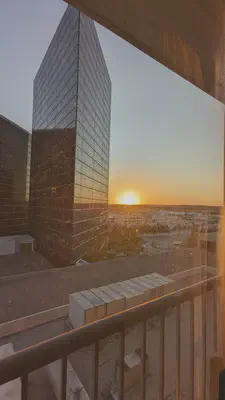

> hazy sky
[0,0,224,205]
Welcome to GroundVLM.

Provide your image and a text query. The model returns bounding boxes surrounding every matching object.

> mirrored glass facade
[0,115,30,235]
[30,6,111,266]
[73,13,111,256]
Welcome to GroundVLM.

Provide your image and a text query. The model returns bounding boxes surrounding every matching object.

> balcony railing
[0,271,220,400]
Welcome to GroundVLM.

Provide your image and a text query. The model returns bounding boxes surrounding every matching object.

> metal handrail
[0,275,219,386]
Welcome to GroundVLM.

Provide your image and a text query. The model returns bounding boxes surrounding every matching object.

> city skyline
[0,0,224,206]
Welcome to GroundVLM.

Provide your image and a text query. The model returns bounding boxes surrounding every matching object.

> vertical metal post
[119,329,125,400]
[201,281,207,400]
[159,314,165,400]
[94,342,99,400]
[190,299,195,400]
[141,320,147,400]
[61,355,67,400]
[218,368,225,400]
[176,304,181,400]
[21,374,28,400]
[213,287,218,353]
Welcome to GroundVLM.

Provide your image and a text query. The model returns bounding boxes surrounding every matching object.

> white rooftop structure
[0,235,34,256]
[69,273,174,329]
[75,259,89,267]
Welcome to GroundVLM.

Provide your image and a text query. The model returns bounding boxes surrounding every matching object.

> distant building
[108,214,117,229]
[122,213,144,228]
[150,211,186,229]
[0,114,30,236]
[108,212,144,228]
[29,6,111,267]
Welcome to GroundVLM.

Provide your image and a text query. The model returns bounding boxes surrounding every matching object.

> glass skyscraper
[30,6,111,266]
[0,115,30,236]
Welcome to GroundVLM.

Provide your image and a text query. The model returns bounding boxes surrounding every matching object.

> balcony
[0,265,221,400]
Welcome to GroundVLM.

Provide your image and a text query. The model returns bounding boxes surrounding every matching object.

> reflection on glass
[30,6,111,266]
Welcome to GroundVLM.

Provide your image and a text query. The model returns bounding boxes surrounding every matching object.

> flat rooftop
[0,248,216,324]
[0,251,54,278]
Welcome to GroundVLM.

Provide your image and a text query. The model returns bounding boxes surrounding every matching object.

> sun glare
[117,191,140,205]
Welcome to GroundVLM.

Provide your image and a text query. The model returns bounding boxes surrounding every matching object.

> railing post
[21,374,28,400]
[61,355,67,400]
[213,287,218,354]
[202,281,207,400]
[219,369,225,400]
[176,304,181,400]
[190,298,195,400]
[141,320,147,400]
[119,328,125,400]
[159,314,165,400]
[210,357,224,400]
[93,342,99,400]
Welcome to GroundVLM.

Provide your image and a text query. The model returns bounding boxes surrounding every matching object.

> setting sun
[117,191,140,205]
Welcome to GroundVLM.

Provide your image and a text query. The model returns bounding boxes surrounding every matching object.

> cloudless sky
[0,0,224,205]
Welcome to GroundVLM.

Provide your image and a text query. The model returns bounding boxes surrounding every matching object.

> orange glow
[117,191,140,205]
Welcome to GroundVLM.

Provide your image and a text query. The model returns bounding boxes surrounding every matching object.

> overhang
[65,0,225,102]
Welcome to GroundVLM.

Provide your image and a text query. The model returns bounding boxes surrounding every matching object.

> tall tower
[30,6,111,267]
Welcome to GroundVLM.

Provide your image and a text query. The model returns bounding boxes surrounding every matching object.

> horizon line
[108,203,222,207]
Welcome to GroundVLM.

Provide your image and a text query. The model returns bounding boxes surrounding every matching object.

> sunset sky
[0,0,224,206]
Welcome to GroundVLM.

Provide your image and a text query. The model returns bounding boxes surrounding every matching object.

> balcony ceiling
[65,0,225,103]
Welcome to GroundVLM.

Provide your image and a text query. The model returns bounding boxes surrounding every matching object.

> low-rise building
[108,212,145,228]
[150,211,186,230]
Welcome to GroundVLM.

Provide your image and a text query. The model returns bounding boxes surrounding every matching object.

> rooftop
[0,248,216,324]
[0,251,54,279]
[0,114,30,134]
